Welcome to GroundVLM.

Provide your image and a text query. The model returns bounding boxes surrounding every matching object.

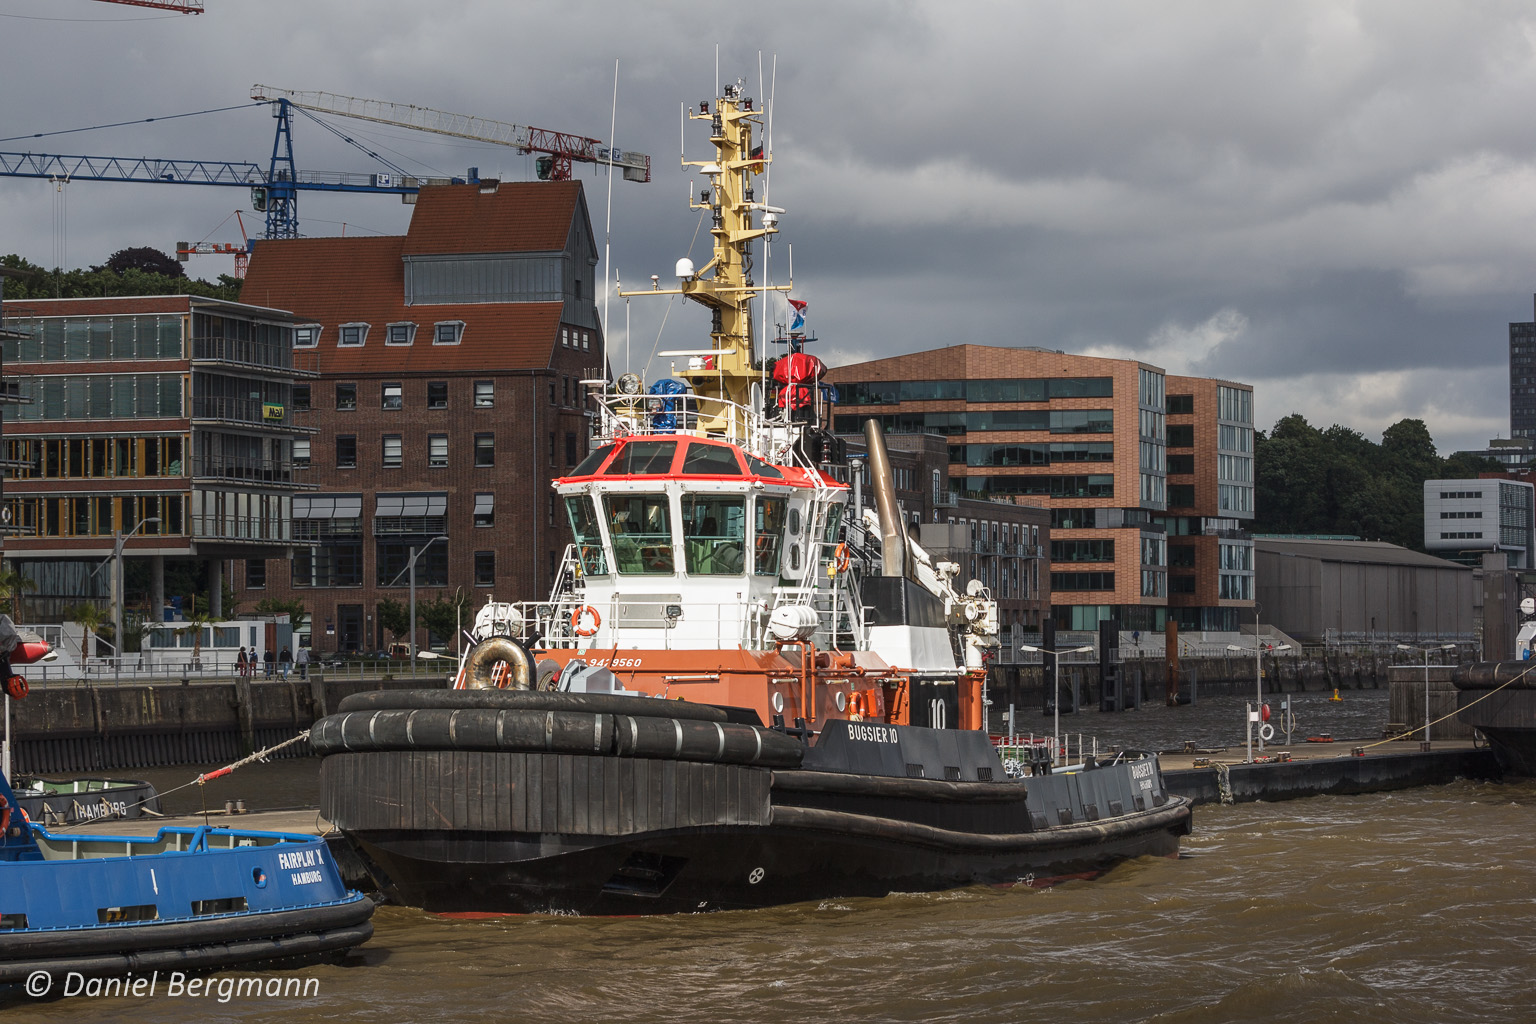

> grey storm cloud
[5,0,1536,453]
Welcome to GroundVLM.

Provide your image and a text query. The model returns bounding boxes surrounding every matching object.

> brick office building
[237,181,601,654]
[827,345,1254,634]
[0,294,307,623]
[1164,374,1256,631]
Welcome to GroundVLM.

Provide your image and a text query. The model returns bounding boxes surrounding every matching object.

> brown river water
[10,690,1536,1023]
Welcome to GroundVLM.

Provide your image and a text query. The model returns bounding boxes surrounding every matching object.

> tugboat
[0,629,373,982]
[312,81,1192,914]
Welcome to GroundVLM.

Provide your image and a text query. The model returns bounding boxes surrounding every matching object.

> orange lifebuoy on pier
[0,794,11,836]
[3,675,27,701]
[571,605,602,637]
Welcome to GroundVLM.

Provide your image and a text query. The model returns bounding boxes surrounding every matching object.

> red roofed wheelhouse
[237,181,602,655]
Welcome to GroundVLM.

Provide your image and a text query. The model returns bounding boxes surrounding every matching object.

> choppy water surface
[18,690,1536,1023]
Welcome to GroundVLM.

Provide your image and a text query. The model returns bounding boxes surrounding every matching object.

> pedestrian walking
[295,645,310,681]
[278,645,292,679]
[263,647,275,678]
[236,646,248,677]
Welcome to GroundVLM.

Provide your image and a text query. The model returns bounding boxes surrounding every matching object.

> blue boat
[0,770,373,983]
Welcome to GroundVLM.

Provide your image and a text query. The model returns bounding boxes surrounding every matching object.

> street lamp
[1397,643,1457,747]
[111,517,159,684]
[1227,635,1291,757]
[386,536,448,673]
[1019,643,1094,766]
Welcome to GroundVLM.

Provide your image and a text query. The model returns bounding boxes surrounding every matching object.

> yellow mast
[622,83,788,436]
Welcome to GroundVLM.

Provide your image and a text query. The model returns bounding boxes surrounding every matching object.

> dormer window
[434,321,465,345]
[339,323,369,347]
[293,325,321,349]
[386,322,416,346]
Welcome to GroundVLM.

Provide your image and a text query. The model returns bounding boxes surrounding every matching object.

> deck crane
[249,86,651,184]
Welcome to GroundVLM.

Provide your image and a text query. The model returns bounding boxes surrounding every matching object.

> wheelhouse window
[605,493,673,575]
[603,440,677,476]
[681,443,742,476]
[565,495,609,576]
[683,495,746,575]
[754,496,786,576]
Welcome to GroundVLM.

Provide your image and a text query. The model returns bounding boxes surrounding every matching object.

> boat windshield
[681,443,743,476]
[604,440,677,476]
[754,496,785,576]
[570,444,614,477]
[682,494,746,575]
[565,495,609,576]
[605,494,674,574]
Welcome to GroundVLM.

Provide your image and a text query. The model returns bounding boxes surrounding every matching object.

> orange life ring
[0,794,10,836]
[832,543,851,574]
[571,605,602,637]
[4,674,27,701]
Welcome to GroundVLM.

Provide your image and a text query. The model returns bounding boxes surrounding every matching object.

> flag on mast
[788,298,808,331]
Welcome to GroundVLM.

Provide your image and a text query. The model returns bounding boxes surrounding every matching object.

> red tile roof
[242,182,591,374]
[403,181,586,255]
[2,296,194,317]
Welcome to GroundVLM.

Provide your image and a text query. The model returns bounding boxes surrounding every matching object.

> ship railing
[590,389,812,464]
[475,595,758,650]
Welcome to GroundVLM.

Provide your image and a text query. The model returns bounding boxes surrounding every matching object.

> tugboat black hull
[314,691,1191,915]
[343,807,1189,915]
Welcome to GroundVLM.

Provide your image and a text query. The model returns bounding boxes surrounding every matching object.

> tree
[418,591,472,651]
[376,598,409,646]
[63,601,110,663]
[0,562,37,623]
[104,247,185,279]
[175,595,216,669]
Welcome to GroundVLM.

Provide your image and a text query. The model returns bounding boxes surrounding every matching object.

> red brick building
[237,181,601,653]
[827,345,1255,633]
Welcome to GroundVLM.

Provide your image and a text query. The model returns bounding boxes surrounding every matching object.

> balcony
[189,513,295,544]
[191,454,296,486]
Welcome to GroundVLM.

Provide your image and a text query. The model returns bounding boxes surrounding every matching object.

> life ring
[832,543,851,574]
[846,691,864,717]
[571,605,602,637]
[4,674,26,701]
[1259,723,1275,742]
[0,794,10,836]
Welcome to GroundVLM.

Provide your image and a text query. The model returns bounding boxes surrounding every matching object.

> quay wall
[7,675,427,774]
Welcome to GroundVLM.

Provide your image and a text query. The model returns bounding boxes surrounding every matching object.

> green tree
[418,591,471,651]
[0,562,37,622]
[63,601,110,662]
[376,598,409,645]
[175,595,217,668]
[104,247,185,278]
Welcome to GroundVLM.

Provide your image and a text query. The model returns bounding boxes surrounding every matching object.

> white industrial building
[1422,478,1535,568]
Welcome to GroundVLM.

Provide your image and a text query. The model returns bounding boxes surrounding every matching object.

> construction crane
[177,210,251,278]
[91,1,203,11]
[0,98,475,240]
[249,85,651,184]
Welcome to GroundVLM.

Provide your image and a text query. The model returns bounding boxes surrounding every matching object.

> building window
[434,321,465,345]
[549,432,557,465]
[382,383,402,410]
[475,550,495,586]
[1167,424,1194,447]
[386,322,416,346]
[246,559,266,589]
[1167,454,1195,475]
[474,492,494,527]
[293,384,311,411]
[293,325,320,348]
[427,381,447,409]
[1166,394,1194,415]
[336,383,357,411]
[565,432,578,466]
[382,434,402,468]
[337,435,357,469]
[561,328,570,348]
[474,380,494,407]
[339,323,369,347]
[429,434,448,468]
[582,331,590,351]
[475,433,495,467]
[1169,484,1195,507]
[293,438,311,469]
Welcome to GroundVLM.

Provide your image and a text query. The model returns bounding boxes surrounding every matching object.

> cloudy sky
[3,0,1535,454]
